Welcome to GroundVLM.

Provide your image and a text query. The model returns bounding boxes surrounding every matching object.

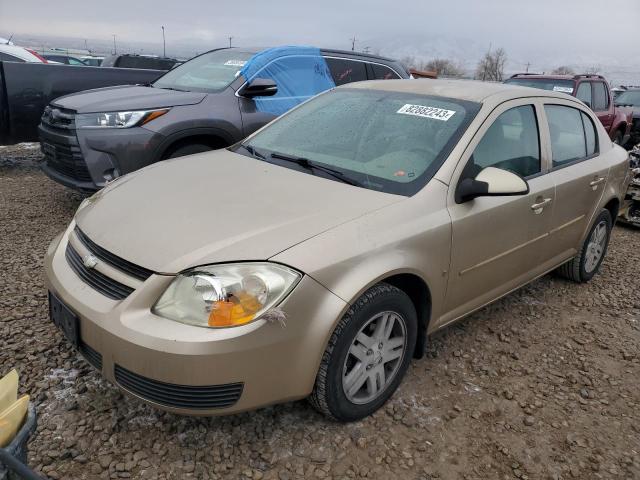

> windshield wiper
[270,152,361,186]
[237,144,267,160]
[156,86,188,92]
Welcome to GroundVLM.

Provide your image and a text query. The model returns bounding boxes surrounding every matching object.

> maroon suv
[505,74,631,146]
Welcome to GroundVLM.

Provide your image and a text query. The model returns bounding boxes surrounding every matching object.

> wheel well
[161,135,229,159]
[604,197,620,224]
[383,273,431,359]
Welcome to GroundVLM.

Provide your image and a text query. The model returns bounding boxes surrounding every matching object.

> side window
[581,112,597,156]
[325,58,367,86]
[0,52,24,62]
[249,55,335,116]
[576,83,592,108]
[545,105,588,167]
[370,64,401,80]
[592,82,609,111]
[469,105,540,178]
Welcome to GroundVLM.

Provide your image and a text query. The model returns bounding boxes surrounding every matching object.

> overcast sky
[0,0,637,72]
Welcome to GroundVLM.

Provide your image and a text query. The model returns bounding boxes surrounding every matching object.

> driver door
[440,100,555,326]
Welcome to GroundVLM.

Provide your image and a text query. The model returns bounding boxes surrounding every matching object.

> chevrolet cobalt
[45,80,630,421]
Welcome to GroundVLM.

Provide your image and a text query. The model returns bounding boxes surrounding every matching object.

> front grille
[65,243,134,300]
[114,365,244,410]
[79,341,102,371]
[42,140,92,182]
[74,227,153,281]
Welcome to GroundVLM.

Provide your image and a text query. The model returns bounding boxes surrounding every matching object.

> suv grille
[65,243,134,300]
[74,227,153,281]
[41,141,92,182]
[114,365,244,410]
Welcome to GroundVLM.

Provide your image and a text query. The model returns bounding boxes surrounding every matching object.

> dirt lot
[1,144,639,480]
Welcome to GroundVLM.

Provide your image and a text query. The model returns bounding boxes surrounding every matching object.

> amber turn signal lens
[208,293,263,327]
[140,109,169,125]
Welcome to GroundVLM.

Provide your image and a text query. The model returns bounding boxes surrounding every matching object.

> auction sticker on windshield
[397,104,456,121]
[224,60,247,67]
[553,86,574,93]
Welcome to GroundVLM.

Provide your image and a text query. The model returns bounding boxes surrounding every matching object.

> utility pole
[161,26,166,57]
[112,34,117,55]
[525,62,531,73]
[228,36,233,48]
[350,36,356,52]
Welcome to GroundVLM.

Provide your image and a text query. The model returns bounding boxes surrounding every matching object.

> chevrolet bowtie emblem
[83,254,98,269]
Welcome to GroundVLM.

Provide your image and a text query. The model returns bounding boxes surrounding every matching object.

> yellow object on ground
[0,370,18,415]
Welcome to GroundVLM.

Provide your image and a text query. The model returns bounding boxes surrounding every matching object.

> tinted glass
[581,112,597,156]
[545,105,587,166]
[0,52,23,62]
[592,82,608,111]
[118,56,175,70]
[615,90,640,106]
[154,50,255,93]
[325,58,367,85]
[371,64,401,80]
[576,83,592,106]
[242,89,478,196]
[505,78,575,94]
[470,105,540,178]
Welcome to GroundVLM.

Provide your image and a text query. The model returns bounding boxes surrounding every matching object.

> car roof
[343,78,584,104]
[200,46,401,64]
[0,44,42,62]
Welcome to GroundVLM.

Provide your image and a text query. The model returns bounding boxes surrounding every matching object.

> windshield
[239,89,479,196]
[615,90,640,106]
[505,78,575,94]
[153,49,255,93]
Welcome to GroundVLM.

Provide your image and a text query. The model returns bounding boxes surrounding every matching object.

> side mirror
[239,78,278,98]
[456,167,529,203]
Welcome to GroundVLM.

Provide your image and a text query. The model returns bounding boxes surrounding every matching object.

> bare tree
[475,47,507,82]
[552,66,575,75]
[399,55,418,70]
[584,65,601,75]
[424,58,465,77]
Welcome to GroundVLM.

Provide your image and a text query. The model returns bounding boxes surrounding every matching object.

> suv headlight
[153,263,302,328]
[75,109,168,129]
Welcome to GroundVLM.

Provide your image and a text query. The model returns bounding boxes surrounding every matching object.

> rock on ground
[1,145,639,479]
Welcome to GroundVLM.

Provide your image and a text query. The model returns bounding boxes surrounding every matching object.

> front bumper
[39,123,164,192]
[44,225,348,415]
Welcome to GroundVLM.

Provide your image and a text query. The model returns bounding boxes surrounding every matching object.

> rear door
[541,102,609,260]
[442,100,555,325]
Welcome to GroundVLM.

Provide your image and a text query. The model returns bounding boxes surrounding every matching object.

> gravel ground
[1,144,639,480]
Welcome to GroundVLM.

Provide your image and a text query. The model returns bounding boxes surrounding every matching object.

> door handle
[589,177,606,190]
[530,197,552,214]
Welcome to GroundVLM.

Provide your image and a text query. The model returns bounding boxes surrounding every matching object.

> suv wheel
[557,209,612,282]
[309,283,417,422]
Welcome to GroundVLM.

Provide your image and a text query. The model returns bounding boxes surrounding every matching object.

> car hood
[75,149,403,274]
[52,85,206,113]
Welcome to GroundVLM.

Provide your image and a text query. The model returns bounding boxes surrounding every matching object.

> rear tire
[164,144,212,159]
[557,209,612,282]
[309,283,417,422]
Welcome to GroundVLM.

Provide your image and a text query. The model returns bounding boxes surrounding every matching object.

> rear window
[116,56,176,70]
[505,78,575,94]
[370,64,401,80]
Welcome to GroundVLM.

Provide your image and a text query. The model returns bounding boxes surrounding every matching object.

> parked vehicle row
[505,73,632,146]
[44,78,630,421]
[38,46,410,191]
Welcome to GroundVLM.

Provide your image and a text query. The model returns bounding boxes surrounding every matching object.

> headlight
[153,263,302,328]
[75,109,169,129]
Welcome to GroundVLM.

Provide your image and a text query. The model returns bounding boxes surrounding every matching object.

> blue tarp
[240,46,335,115]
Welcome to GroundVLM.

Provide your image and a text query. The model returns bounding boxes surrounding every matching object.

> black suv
[39,46,409,191]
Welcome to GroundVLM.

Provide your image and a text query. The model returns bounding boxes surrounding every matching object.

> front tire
[557,209,612,282]
[309,283,417,422]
